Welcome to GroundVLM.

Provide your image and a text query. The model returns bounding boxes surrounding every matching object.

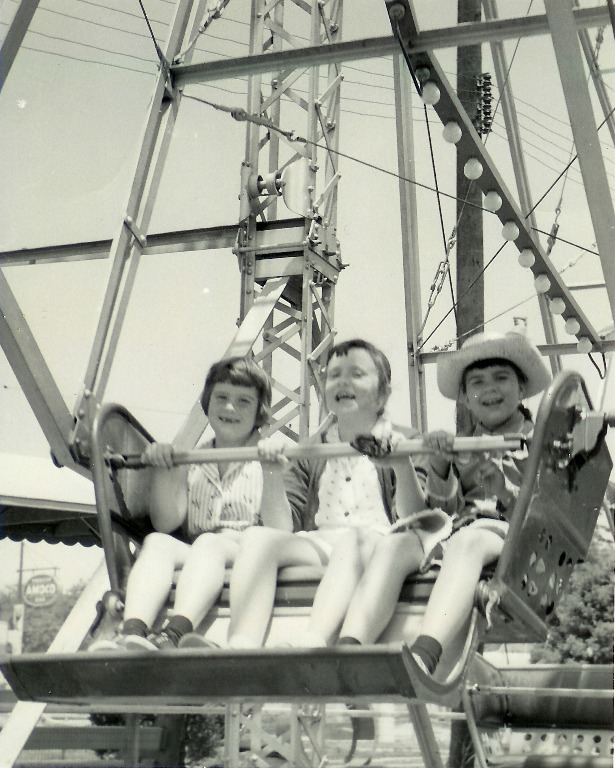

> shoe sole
[178,634,220,649]
[123,635,159,652]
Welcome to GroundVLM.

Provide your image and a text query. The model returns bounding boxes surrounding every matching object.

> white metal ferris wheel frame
[0,0,614,476]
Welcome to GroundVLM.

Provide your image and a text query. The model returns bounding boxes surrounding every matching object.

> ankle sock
[162,615,194,645]
[410,635,442,674]
[121,618,148,639]
[336,636,362,646]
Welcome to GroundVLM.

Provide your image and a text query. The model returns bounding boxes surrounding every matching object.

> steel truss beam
[0,271,79,473]
[386,0,605,354]
[0,0,41,88]
[483,0,560,376]
[171,5,609,85]
[233,0,344,439]
[394,55,426,431]
[0,0,205,467]
[545,0,615,321]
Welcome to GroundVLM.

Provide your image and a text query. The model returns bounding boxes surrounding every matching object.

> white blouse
[186,440,263,538]
[314,420,392,531]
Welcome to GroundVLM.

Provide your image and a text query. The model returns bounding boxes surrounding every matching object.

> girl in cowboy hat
[408,330,551,676]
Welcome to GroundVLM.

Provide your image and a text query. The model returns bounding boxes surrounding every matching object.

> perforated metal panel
[489,372,612,641]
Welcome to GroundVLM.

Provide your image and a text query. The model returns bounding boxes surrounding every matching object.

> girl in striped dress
[90,357,291,652]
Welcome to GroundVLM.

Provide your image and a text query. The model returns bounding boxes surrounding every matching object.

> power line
[11,27,158,66]
[77,0,167,26]
[136,0,171,78]
[12,43,156,75]
[30,6,155,41]
[7,30,609,199]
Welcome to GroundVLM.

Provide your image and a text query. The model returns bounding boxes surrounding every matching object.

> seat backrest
[93,404,155,521]
[487,371,612,641]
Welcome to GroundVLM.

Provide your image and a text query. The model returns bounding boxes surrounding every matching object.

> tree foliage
[531,537,614,664]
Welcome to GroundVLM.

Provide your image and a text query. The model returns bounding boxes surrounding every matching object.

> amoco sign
[22,573,59,608]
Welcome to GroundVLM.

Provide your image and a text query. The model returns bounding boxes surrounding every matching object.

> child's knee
[141,531,174,555]
[444,526,493,559]
[239,525,281,553]
[378,531,421,558]
[191,531,218,549]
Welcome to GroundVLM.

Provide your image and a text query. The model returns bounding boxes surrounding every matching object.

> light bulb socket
[564,317,581,335]
[549,297,566,315]
[534,274,551,293]
[421,81,441,105]
[502,221,520,241]
[463,158,483,180]
[518,248,535,268]
[577,336,593,354]
[442,121,462,144]
[483,190,502,212]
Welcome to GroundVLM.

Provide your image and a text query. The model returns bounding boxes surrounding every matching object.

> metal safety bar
[109,434,527,469]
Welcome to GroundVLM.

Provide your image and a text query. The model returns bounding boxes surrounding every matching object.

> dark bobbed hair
[326,338,392,416]
[460,356,533,426]
[200,357,272,429]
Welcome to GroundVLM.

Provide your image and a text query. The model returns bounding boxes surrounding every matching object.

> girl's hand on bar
[143,442,175,470]
[257,437,288,471]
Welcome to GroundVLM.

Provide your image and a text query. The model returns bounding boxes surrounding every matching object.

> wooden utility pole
[455,0,484,345]
[450,1,483,765]
[454,0,484,448]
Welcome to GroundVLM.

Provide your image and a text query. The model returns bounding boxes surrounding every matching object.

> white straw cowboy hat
[437,331,552,400]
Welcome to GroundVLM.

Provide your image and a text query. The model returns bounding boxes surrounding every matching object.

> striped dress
[185,440,263,541]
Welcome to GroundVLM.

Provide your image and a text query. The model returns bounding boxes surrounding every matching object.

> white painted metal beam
[394,55,426,431]
[483,0,560,374]
[545,0,615,324]
[171,6,609,86]
[387,0,603,350]
[0,0,40,89]
[0,270,83,473]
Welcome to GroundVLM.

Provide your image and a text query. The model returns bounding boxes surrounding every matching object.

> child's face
[325,348,384,421]
[208,382,260,446]
[462,363,525,430]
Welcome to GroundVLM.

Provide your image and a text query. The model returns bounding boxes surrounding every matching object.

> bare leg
[416,526,504,651]
[229,527,322,647]
[304,529,364,646]
[340,532,424,644]
[173,531,240,627]
[123,532,190,627]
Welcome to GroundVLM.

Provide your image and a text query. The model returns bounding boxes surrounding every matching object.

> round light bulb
[415,67,430,83]
[442,121,462,144]
[549,297,565,315]
[565,317,580,335]
[502,221,520,241]
[534,274,551,294]
[577,336,592,354]
[483,190,502,212]
[421,81,440,105]
[518,248,535,268]
[388,2,406,21]
[463,158,483,180]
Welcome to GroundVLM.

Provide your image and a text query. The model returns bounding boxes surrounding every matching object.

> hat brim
[437,336,552,400]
